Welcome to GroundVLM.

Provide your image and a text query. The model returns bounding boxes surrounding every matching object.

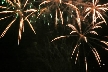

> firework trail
[0,0,37,45]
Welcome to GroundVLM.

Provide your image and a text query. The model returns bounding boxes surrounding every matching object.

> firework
[83,0,108,25]
[38,0,84,27]
[0,0,37,45]
[51,16,108,71]
[38,0,76,26]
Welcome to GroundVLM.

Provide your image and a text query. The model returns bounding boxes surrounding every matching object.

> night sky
[0,0,108,72]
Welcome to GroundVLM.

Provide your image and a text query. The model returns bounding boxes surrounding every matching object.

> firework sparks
[0,0,37,45]
[51,15,108,71]
[83,0,108,25]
